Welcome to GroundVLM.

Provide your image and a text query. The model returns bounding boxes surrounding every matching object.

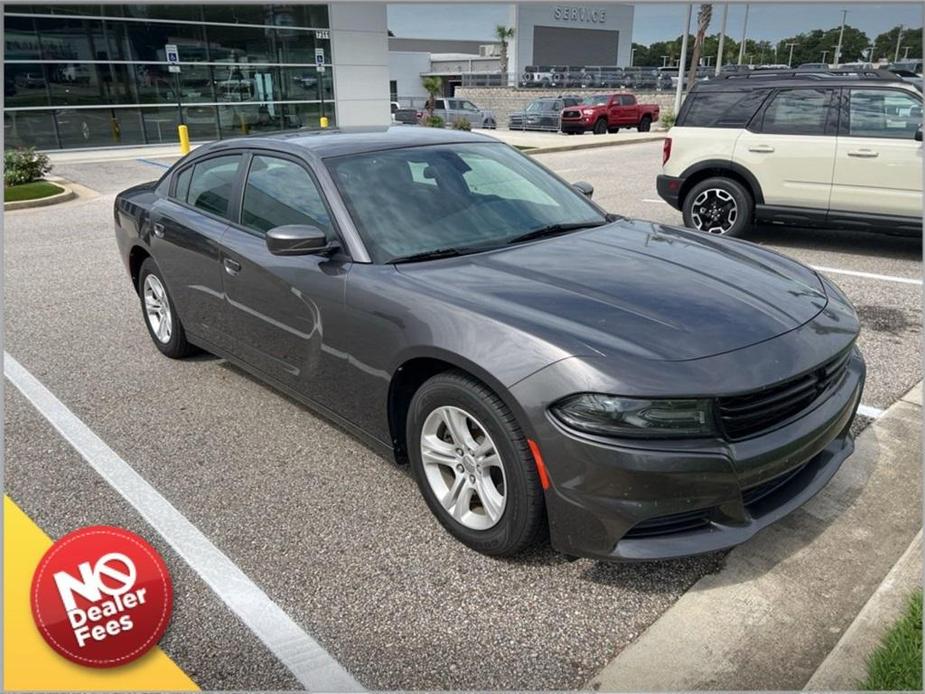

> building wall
[330,2,390,128]
[510,3,634,75]
[389,50,432,101]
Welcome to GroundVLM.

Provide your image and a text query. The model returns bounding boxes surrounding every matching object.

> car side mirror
[265,224,331,256]
[915,126,923,142]
[573,181,594,198]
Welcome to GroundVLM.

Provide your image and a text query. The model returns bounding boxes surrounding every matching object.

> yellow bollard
[319,116,329,129]
[178,124,190,155]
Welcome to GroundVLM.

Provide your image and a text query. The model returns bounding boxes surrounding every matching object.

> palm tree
[421,76,443,120]
[495,25,515,86]
[687,4,713,88]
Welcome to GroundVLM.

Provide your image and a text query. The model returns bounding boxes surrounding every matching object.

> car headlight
[582,108,595,115]
[551,394,715,438]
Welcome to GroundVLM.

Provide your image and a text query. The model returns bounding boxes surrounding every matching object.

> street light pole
[737,4,750,65]
[630,47,636,66]
[834,9,847,67]
[715,2,728,76]
[821,49,829,63]
[894,25,904,62]
[674,2,692,115]
[786,42,797,67]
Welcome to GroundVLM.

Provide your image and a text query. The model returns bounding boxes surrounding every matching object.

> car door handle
[152,222,165,238]
[848,149,879,158]
[748,145,775,153]
[223,258,242,276]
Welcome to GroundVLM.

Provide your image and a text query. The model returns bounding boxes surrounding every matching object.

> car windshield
[526,100,555,112]
[582,95,610,105]
[326,142,607,263]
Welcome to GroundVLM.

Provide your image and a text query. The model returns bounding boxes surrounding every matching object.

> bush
[453,117,472,131]
[423,115,444,128]
[660,111,676,129]
[5,147,52,186]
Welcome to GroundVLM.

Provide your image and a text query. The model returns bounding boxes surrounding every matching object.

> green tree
[495,25,515,85]
[421,76,442,118]
[874,25,923,62]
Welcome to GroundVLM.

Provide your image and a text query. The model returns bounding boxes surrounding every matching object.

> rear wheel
[407,371,546,556]
[138,258,196,358]
[682,176,753,237]
[638,115,652,132]
[592,118,608,135]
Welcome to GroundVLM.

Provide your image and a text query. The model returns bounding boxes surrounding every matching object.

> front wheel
[407,371,547,556]
[682,177,754,237]
[138,258,196,358]
[592,118,608,135]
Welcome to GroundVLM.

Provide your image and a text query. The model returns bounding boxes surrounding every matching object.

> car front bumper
[656,174,684,209]
[515,349,865,561]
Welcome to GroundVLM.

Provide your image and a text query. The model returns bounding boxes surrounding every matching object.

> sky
[387,3,924,45]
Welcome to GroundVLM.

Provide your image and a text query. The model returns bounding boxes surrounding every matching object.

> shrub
[453,117,472,131]
[423,115,444,128]
[660,111,676,129]
[5,147,52,186]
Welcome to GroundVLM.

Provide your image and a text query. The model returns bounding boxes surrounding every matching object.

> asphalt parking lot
[5,139,921,689]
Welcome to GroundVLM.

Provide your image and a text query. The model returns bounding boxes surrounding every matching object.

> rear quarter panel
[662,127,742,177]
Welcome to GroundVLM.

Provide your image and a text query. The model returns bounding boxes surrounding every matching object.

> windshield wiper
[507,221,606,245]
[389,247,471,264]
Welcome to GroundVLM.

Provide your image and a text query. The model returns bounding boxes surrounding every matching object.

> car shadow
[749,225,922,260]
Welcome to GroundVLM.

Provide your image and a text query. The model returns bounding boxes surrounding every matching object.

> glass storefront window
[119,20,208,62]
[4,110,59,149]
[135,64,217,105]
[55,107,146,148]
[277,67,334,102]
[4,16,42,60]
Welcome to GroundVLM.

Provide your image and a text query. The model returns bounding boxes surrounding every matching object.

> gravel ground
[4,144,920,689]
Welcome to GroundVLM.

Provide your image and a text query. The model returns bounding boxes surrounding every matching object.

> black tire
[592,118,608,135]
[682,176,754,238]
[638,115,652,132]
[137,258,196,358]
[407,370,547,556]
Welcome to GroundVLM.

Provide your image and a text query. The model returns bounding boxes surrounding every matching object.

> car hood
[395,219,828,362]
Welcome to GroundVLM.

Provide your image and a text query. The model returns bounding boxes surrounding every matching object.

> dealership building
[4,3,390,150]
[4,3,633,150]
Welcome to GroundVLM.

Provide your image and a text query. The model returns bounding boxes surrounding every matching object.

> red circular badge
[30,525,173,668]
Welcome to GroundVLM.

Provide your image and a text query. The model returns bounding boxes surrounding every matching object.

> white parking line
[641,198,669,204]
[857,404,886,419]
[4,353,362,692]
[811,266,922,286]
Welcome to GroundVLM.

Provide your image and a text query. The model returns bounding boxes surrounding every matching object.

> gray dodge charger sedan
[114,127,865,561]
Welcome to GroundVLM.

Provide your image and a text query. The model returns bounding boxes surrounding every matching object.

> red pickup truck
[560,93,660,135]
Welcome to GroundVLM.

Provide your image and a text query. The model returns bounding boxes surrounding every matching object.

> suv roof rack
[716,67,900,81]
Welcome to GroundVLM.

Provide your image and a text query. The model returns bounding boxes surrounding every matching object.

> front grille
[717,348,852,440]
[562,109,581,119]
[624,508,712,538]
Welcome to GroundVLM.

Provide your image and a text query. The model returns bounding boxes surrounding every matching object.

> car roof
[192,126,500,159]
[694,68,913,91]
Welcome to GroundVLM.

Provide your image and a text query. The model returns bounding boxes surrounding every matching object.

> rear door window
[680,90,770,127]
[185,154,242,218]
[760,88,832,135]
[846,89,922,139]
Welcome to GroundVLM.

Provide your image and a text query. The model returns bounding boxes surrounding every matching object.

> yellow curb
[3,496,199,691]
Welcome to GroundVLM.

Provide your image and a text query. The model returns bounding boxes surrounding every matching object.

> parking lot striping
[4,353,363,693]
[810,266,922,286]
[641,198,669,204]
[137,158,172,169]
[857,404,886,419]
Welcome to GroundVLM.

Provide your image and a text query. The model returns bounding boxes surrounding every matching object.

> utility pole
[834,9,847,67]
[894,25,904,62]
[630,47,636,66]
[821,49,829,63]
[715,3,728,76]
[661,55,670,67]
[737,4,750,65]
[675,2,692,115]
[786,42,798,67]
[903,46,911,59]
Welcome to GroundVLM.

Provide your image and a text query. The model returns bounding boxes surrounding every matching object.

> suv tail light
[662,138,672,166]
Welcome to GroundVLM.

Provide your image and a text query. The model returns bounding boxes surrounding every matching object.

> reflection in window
[849,89,922,139]
[762,89,830,135]
[242,156,332,234]
[187,155,242,217]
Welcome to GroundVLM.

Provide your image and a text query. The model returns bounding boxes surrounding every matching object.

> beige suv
[657,70,922,236]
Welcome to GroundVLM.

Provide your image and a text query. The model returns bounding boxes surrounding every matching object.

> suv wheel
[682,177,753,237]
[592,118,608,135]
[407,371,546,556]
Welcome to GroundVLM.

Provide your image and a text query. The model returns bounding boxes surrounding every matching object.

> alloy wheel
[143,275,173,343]
[420,405,507,531]
[691,188,738,234]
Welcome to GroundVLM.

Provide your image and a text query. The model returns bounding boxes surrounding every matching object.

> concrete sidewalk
[589,383,923,691]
